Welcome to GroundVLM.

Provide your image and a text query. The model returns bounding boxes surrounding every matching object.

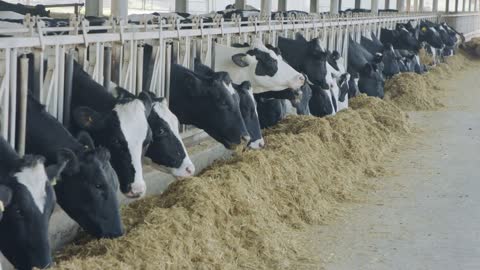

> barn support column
[397,0,405,11]
[475,0,477,11]
[455,0,459,11]
[419,0,424,11]
[175,0,188,12]
[330,0,340,13]
[355,0,361,9]
[446,0,450,11]
[413,0,419,11]
[406,0,411,11]
[111,0,127,19]
[310,0,319,13]
[278,0,287,11]
[463,0,467,10]
[85,0,103,17]
[261,0,272,15]
[432,0,438,12]
[385,0,390,9]
[235,0,246,9]
[372,0,379,13]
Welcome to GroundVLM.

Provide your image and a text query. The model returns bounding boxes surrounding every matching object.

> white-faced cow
[0,136,66,270]
[193,58,264,149]
[25,95,124,239]
[214,38,305,93]
[141,91,196,176]
[170,63,250,149]
[71,63,152,198]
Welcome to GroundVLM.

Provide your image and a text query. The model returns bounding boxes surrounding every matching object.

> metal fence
[0,12,477,153]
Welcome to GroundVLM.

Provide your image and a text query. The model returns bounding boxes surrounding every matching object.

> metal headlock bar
[0,12,478,153]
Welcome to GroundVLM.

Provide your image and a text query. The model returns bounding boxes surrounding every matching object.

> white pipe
[18,56,28,156]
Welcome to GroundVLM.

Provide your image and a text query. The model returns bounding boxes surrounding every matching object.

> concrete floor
[314,67,480,270]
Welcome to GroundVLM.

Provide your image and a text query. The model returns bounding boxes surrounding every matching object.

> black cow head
[358,63,385,98]
[292,81,312,115]
[53,132,124,239]
[0,153,66,270]
[417,23,444,49]
[295,34,329,89]
[73,88,153,198]
[142,91,195,177]
[170,64,250,149]
[309,84,335,117]
[255,97,287,129]
[232,81,265,149]
[338,73,351,103]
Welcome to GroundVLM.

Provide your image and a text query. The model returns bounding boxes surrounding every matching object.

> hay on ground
[53,96,410,270]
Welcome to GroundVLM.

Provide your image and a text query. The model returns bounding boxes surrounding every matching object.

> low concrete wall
[1,138,231,270]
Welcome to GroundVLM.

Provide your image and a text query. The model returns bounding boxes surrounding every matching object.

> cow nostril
[186,167,192,174]
[259,141,265,148]
[299,74,305,82]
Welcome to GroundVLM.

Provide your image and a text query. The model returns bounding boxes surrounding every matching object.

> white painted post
[18,56,29,156]
[310,0,318,13]
[419,0,424,11]
[372,0,379,13]
[262,0,272,15]
[111,0,128,19]
[331,0,340,14]
[397,0,406,11]
[385,0,390,9]
[446,0,450,11]
[433,0,439,11]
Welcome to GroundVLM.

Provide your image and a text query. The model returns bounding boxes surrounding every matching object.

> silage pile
[463,37,480,57]
[53,96,410,270]
[384,53,474,110]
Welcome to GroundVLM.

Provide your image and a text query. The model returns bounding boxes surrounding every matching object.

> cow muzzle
[289,74,305,90]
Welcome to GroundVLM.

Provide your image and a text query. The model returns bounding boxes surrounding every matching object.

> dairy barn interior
[0,0,479,269]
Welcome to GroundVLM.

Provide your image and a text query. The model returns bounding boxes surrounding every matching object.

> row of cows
[0,2,463,270]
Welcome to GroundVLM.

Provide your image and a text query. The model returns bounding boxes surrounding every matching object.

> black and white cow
[193,58,264,149]
[361,33,401,78]
[381,27,421,52]
[170,63,250,149]
[71,63,152,198]
[277,33,329,89]
[348,38,385,98]
[309,84,336,117]
[0,136,66,270]
[255,97,287,129]
[139,91,196,176]
[214,38,305,93]
[25,95,124,239]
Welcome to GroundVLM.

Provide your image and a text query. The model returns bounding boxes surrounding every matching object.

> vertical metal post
[175,0,188,12]
[104,46,112,90]
[355,0,361,8]
[86,0,103,17]
[331,0,340,14]
[446,0,450,11]
[419,0,424,11]
[32,48,43,102]
[235,0,246,9]
[63,51,74,128]
[165,43,172,101]
[18,56,28,156]
[262,0,273,15]
[278,0,287,11]
[433,0,439,11]
[455,0,459,12]
[136,45,144,95]
[112,0,128,19]
[9,49,17,148]
[372,0,379,13]
[385,0,390,9]
[463,0,467,10]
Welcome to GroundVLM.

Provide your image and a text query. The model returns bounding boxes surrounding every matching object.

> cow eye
[95,184,102,189]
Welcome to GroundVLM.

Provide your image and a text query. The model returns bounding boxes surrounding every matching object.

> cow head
[292,82,312,115]
[358,63,384,98]
[0,185,12,222]
[229,38,305,92]
[348,73,360,99]
[53,132,124,239]
[418,23,444,49]
[0,153,66,270]
[338,73,351,103]
[232,81,265,149]
[255,97,287,129]
[73,88,152,198]
[171,64,250,149]
[398,26,421,52]
[142,91,195,177]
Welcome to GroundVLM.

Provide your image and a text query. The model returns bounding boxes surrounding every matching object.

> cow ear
[77,131,95,150]
[48,148,78,183]
[138,92,153,118]
[96,147,111,163]
[114,87,136,100]
[73,107,105,131]
[194,57,214,77]
[232,53,249,67]
[295,32,307,42]
[0,185,12,211]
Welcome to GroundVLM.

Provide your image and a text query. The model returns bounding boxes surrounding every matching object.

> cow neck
[26,96,84,161]
[0,137,20,176]
[72,62,117,112]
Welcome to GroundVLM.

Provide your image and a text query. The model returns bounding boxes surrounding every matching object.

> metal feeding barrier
[0,11,477,153]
